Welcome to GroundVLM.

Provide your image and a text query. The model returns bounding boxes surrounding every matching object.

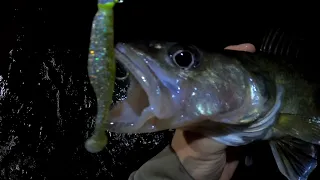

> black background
[0,0,319,179]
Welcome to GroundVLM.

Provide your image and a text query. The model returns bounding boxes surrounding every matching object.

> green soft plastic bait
[85,0,121,153]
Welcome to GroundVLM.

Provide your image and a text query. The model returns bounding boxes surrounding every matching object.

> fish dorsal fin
[275,113,320,145]
[269,137,318,180]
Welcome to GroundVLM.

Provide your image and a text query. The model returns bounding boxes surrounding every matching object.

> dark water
[1,1,173,179]
[0,1,318,180]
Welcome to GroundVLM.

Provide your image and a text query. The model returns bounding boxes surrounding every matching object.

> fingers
[224,43,256,53]
[219,43,255,180]
[219,160,239,180]
[182,130,226,155]
[172,43,256,180]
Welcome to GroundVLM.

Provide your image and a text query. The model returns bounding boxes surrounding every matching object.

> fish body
[110,42,320,180]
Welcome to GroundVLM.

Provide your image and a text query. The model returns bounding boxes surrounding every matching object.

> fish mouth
[107,43,173,133]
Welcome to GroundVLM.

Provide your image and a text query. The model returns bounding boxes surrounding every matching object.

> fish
[108,41,320,180]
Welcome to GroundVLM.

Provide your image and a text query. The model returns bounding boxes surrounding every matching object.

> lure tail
[85,1,119,153]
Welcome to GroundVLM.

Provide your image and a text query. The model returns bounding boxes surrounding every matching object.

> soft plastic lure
[85,0,121,153]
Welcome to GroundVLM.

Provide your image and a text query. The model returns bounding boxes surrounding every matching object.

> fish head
[109,41,266,133]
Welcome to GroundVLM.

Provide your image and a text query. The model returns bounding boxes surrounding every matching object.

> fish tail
[269,136,318,180]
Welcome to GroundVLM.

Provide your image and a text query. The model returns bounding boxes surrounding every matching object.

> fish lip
[115,43,157,82]
[115,42,159,85]
[115,43,161,115]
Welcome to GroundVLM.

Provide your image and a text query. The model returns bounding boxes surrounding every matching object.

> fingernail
[224,43,256,53]
[241,43,256,53]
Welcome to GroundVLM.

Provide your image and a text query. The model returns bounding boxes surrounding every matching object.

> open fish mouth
[107,43,173,133]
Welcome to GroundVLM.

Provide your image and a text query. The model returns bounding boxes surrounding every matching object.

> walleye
[109,42,320,180]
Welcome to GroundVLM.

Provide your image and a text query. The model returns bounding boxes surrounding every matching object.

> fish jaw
[107,42,270,133]
[106,43,178,133]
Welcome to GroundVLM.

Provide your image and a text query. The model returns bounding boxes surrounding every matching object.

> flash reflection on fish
[107,41,320,180]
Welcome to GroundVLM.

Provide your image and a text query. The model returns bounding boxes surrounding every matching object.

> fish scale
[112,42,320,180]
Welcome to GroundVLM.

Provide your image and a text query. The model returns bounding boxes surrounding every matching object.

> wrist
[173,145,226,180]
[171,130,227,180]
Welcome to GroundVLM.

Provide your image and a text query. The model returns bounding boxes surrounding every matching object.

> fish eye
[168,44,200,69]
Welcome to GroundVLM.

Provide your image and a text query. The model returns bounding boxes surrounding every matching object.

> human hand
[171,43,256,180]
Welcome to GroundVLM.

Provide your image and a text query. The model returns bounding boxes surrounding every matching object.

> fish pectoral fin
[269,136,318,180]
[275,113,320,145]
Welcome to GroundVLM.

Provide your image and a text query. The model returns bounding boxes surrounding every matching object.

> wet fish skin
[230,49,319,116]
[113,42,319,131]
[112,41,320,180]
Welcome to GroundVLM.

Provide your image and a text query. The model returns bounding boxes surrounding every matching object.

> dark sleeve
[128,145,194,180]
